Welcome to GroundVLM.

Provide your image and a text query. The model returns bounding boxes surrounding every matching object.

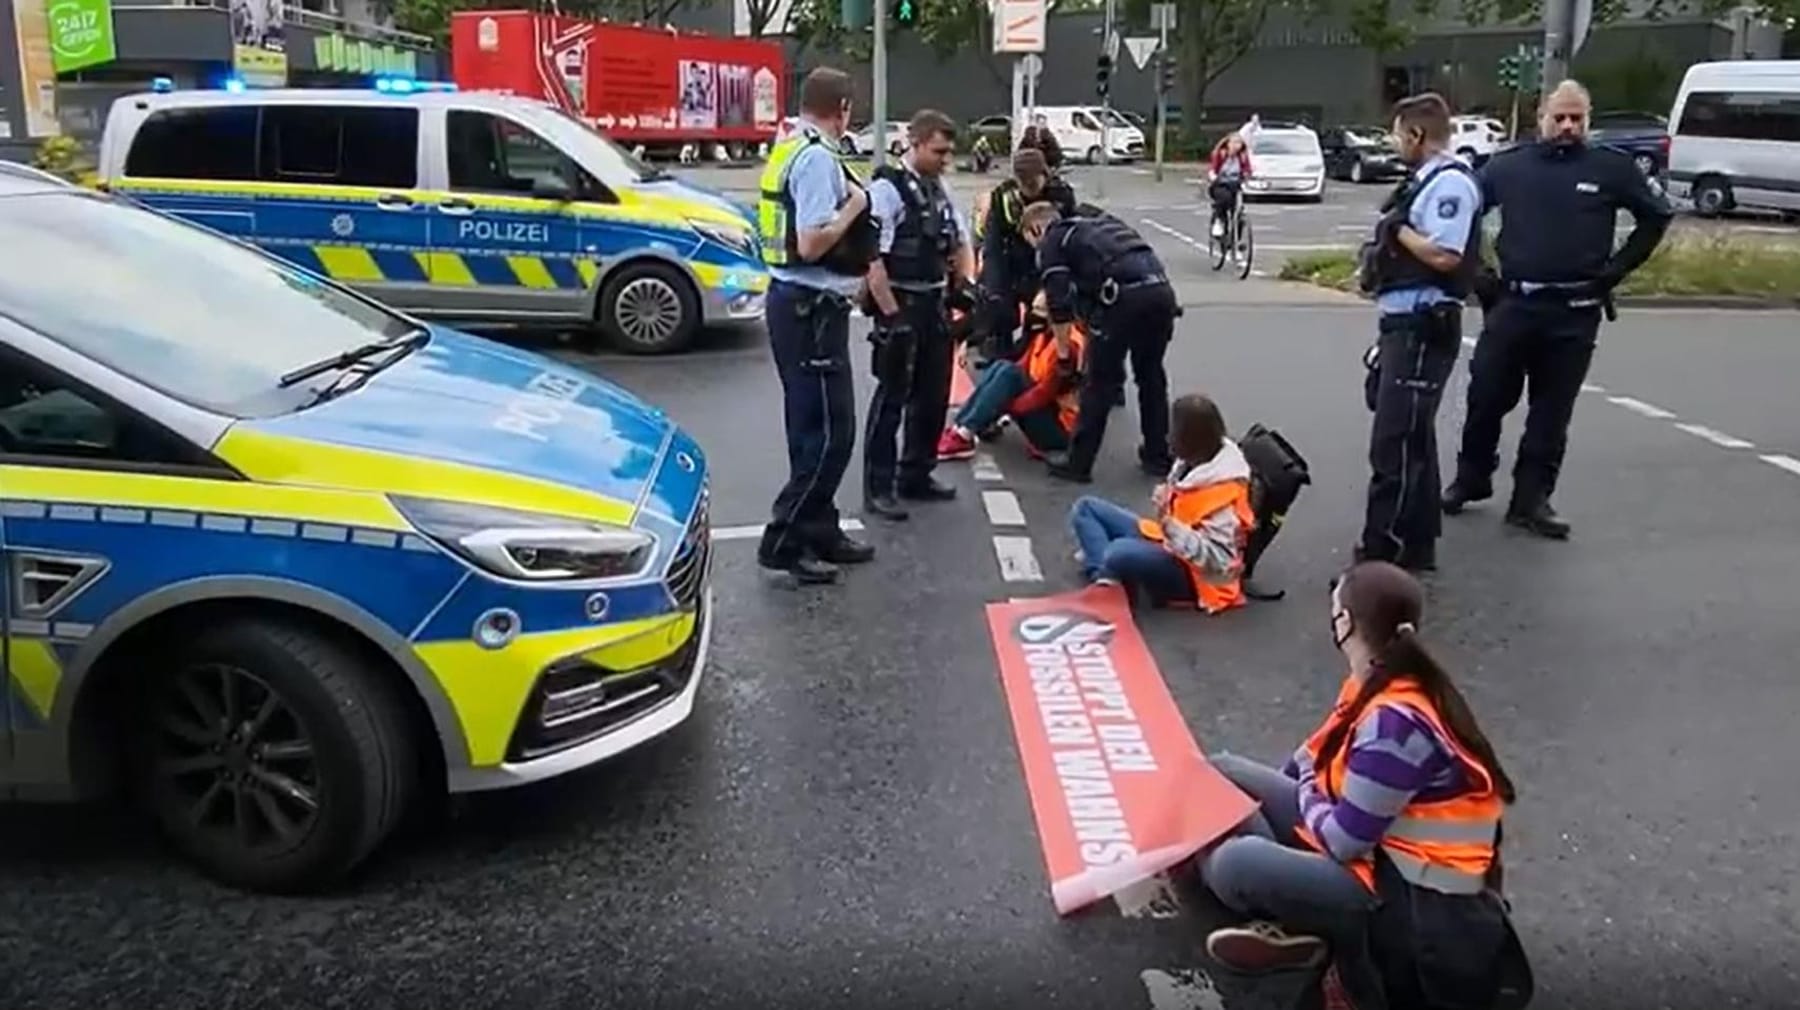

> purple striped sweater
[1282,703,1467,863]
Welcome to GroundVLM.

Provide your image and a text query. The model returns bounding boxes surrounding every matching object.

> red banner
[987,585,1258,915]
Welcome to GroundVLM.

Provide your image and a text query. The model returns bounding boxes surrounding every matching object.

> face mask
[1331,609,1354,649]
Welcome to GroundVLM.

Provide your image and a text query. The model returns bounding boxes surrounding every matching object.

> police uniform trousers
[759,279,857,566]
[1453,295,1602,511]
[1361,303,1462,566]
[1064,281,1176,476]
[863,286,954,498]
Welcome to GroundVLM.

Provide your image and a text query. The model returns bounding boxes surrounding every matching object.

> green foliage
[1119,0,1286,118]
[32,136,90,183]
[382,0,718,44]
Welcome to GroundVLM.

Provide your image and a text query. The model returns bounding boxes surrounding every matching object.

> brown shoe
[1204,921,1328,975]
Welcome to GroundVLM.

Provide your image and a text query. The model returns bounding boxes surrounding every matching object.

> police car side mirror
[532,175,575,202]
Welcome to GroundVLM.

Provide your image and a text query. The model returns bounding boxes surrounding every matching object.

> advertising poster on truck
[451,10,785,144]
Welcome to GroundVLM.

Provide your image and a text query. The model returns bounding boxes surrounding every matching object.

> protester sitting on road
[1195,561,1524,1010]
[1207,133,1253,240]
[938,293,1087,462]
[1066,393,1254,611]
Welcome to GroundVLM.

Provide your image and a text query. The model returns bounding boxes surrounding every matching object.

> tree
[385,0,716,44]
[1122,0,1287,131]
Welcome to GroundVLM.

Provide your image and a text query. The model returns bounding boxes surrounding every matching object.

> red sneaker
[937,427,976,461]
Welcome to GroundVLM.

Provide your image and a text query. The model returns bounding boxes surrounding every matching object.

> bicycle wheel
[1208,212,1227,271]
[1235,214,1254,280]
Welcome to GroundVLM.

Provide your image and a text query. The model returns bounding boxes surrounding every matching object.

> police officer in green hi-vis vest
[754,67,880,587]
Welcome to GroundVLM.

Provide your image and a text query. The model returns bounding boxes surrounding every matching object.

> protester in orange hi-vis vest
[937,293,1087,462]
[1065,394,1253,610]
[1191,561,1531,1010]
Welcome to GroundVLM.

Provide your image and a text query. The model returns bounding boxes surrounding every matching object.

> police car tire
[132,618,417,893]
[599,261,700,355]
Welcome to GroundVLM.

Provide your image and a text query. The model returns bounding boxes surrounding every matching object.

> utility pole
[1096,0,1116,199]
[872,0,889,170]
[1151,3,1175,184]
[1540,0,1572,93]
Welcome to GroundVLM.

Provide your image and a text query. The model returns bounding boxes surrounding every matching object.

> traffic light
[1096,52,1113,99]
[1158,51,1176,94]
[1497,54,1519,91]
[892,0,917,26]
[1519,50,1543,93]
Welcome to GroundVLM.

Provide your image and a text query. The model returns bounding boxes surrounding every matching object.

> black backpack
[1238,424,1311,601]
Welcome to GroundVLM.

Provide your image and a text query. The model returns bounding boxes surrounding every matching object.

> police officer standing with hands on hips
[1443,80,1673,538]
[1018,201,1177,483]
[979,148,1078,361]
[754,67,880,586]
[1355,92,1482,573]
[860,109,975,521]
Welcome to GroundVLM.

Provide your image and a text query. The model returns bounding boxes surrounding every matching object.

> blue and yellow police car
[0,163,713,892]
[95,87,769,355]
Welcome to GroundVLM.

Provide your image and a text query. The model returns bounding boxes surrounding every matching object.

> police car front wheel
[129,616,419,894]
[599,261,701,355]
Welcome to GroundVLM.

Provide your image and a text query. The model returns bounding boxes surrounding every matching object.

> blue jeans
[1067,495,1193,604]
[954,361,1070,452]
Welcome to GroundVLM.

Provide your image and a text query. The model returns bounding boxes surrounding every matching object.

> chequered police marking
[2,500,434,553]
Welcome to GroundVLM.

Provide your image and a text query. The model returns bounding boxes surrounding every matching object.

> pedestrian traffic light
[892,0,917,26]
[1096,52,1113,98]
[1497,54,1519,91]
[1158,51,1176,94]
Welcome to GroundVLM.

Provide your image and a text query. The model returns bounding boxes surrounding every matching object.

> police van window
[446,111,600,197]
[0,353,191,467]
[259,106,419,188]
[1677,92,1800,143]
[0,192,415,419]
[1072,111,1100,132]
[123,106,258,181]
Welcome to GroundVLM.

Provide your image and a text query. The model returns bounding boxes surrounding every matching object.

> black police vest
[1374,161,1480,300]
[874,164,954,285]
[996,178,1078,284]
[821,200,880,277]
[1056,214,1158,295]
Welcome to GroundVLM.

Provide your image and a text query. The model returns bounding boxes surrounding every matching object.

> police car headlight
[691,220,753,254]
[392,497,656,582]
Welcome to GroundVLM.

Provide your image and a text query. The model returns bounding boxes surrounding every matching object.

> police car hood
[628,177,755,228]
[231,327,686,512]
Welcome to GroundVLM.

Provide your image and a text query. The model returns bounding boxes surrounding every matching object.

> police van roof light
[151,76,175,93]
[223,77,247,94]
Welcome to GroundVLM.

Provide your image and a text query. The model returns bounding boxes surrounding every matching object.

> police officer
[1443,80,1673,539]
[861,109,975,520]
[754,67,881,585]
[1354,92,1482,573]
[980,148,1078,361]
[1018,202,1176,483]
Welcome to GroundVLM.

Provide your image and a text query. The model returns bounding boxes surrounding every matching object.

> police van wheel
[130,617,417,893]
[600,262,700,355]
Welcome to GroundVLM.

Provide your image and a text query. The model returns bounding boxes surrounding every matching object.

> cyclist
[1208,132,1253,241]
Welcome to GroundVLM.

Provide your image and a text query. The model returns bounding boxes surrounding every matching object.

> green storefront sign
[46,0,116,73]
[315,33,418,78]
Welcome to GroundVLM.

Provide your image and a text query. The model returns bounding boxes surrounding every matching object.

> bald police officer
[1355,93,1483,573]
[1443,80,1673,539]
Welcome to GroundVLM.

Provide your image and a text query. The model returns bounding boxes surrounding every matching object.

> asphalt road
[4,221,1800,1008]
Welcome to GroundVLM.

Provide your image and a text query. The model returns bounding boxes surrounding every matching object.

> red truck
[451,10,787,158]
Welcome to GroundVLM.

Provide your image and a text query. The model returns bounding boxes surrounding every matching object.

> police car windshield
[0,192,416,418]
[523,104,667,183]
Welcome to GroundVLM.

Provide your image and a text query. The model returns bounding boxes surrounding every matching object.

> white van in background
[1666,60,1800,217]
[1025,105,1145,164]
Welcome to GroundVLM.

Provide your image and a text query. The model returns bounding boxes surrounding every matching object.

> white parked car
[851,121,909,158]
[1450,115,1507,162]
[1242,124,1326,201]
[776,116,859,156]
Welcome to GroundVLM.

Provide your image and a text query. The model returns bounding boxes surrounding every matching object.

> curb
[1278,279,1800,312]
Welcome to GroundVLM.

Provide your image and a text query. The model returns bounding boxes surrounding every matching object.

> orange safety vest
[1136,479,1254,613]
[1020,324,1087,433]
[1293,677,1505,895]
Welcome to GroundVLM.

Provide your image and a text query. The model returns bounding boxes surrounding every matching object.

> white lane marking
[713,518,866,542]
[1335,224,1370,232]
[1141,217,1205,249]
[1113,873,1183,918]
[993,535,1044,581]
[1674,423,1755,450]
[982,489,1028,527]
[1760,454,1800,477]
[1257,243,1355,252]
[972,452,1005,482]
[1141,969,1229,1010]
[1581,382,1607,393]
[1607,395,1677,420]
[1461,336,1477,348]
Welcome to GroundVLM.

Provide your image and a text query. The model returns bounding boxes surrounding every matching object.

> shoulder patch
[1436,194,1461,219]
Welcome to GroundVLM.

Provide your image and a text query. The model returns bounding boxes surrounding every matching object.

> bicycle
[1207,186,1254,280]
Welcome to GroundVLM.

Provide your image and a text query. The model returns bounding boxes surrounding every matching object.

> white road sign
[1124,36,1159,70]
[993,0,1046,53]
[1150,2,1176,30]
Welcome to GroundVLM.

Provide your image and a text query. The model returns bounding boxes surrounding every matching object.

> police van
[0,163,713,892]
[1666,60,1800,219]
[95,89,769,355]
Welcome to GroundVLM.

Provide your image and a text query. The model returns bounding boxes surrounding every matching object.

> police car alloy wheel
[601,261,701,355]
[129,617,419,893]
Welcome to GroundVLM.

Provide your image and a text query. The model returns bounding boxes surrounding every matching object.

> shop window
[259,106,420,188]
[124,106,259,181]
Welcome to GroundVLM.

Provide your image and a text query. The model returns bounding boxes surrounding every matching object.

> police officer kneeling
[1356,93,1482,573]
[862,109,975,520]
[754,67,881,585]
[1019,202,1176,483]
[1443,80,1673,539]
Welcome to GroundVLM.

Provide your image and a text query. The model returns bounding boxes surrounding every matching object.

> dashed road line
[1140,968,1229,1010]
[1606,395,1678,420]
[981,489,1028,527]
[1581,382,1607,393]
[1674,423,1755,450]
[713,518,866,542]
[993,534,1045,581]
[1141,217,1205,251]
[973,452,1006,482]
[1760,453,1800,477]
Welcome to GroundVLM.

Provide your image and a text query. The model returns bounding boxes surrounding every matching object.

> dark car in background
[1320,125,1407,183]
[1590,111,1671,176]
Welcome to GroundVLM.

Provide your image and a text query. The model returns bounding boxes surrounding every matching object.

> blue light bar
[223,77,247,93]
[151,76,175,93]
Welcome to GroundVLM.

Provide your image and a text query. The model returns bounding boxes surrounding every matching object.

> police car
[95,88,768,355]
[0,165,713,891]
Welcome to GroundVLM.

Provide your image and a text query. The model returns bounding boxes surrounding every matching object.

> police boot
[865,493,911,522]
[1441,479,1493,515]
[815,534,876,566]
[1506,500,1571,540]
[898,476,957,502]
